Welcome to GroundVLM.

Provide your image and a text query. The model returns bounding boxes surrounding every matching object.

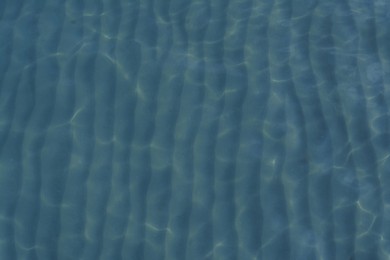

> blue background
[0,0,389,259]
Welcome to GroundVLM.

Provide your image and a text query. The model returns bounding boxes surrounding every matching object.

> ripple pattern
[1,0,390,260]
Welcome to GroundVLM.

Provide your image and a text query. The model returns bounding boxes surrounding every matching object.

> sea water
[0,0,389,259]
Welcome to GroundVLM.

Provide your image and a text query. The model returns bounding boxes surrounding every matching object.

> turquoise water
[0,0,390,259]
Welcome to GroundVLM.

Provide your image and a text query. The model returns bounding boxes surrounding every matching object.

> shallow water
[0,0,390,259]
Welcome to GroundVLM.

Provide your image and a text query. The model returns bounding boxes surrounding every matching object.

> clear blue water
[0,0,390,259]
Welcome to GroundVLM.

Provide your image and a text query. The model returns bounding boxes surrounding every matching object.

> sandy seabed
[0,0,389,259]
